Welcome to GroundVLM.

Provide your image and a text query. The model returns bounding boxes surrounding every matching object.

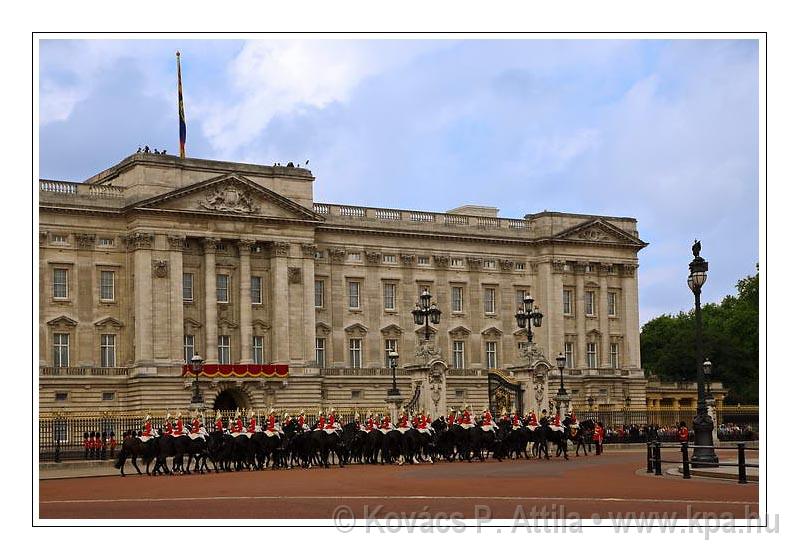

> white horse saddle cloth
[416,428,432,435]
[396,426,410,434]
[525,425,537,432]
[480,424,495,432]
[378,427,393,434]
[138,435,156,442]
[323,428,338,435]
[232,432,250,438]
[188,433,206,440]
[549,425,565,433]
[264,430,281,437]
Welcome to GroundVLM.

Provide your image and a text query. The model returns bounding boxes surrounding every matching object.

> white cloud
[198,40,446,158]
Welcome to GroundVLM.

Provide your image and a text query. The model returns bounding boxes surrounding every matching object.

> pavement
[38,448,758,520]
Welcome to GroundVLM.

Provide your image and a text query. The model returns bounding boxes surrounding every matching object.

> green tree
[640,268,759,404]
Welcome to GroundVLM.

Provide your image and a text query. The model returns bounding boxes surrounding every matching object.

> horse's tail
[114,442,128,469]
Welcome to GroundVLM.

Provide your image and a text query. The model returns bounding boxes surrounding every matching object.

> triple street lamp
[189,354,204,407]
[687,240,718,467]
[412,288,441,340]
[515,293,543,342]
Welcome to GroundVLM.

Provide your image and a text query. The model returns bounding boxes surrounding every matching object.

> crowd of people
[593,422,758,443]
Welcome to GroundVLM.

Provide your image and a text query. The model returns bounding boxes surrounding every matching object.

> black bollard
[654,441,662,476]
[681,442,691,479]
[738,443,747,484]
[646,441,653,473]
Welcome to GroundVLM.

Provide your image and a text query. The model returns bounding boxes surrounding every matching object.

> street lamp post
[387,350,400,397]
[587,395,595,411]
[189,354,204,409]
[515,294,543,343]
[555,352,569,419]
[687,240,719,467]
[412,288,441,340]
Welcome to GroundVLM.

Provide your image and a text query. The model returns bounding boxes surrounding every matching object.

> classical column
[622,264,641,369]
[167,235,186,365]
[542,259,565,364]
[203,237,219,364]
[238,239,255,364]
[574,263,587,369]
[302,243,318,366]
[270,241,290,364]
[599,262,611,368]
[74,233,96,366]
[127,232,155,367]
[329,248,346,366]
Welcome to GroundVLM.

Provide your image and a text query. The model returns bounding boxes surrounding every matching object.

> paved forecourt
[39,449,757,520]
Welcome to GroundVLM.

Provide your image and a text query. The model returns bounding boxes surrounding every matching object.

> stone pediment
[130,174,322,222]
[380,324,403,337]
[316,322,332,336]
[47,315,78,328]
[481,326,503,338]
[554,219,646,247]
[344,322,368,336]
[94,316,123,329]
[252,319,270,331]
[448,326,471,338]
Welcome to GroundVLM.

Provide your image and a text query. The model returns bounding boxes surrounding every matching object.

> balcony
[39,367,130,377]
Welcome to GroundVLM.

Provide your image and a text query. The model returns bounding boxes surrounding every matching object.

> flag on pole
[176,51,187,158]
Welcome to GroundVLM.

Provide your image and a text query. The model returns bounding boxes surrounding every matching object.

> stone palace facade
[38,153,647,417]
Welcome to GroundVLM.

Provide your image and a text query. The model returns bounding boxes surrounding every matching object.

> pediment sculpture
[199,184,260,214]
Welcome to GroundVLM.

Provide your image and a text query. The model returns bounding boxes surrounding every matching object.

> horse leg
[132,455,142,475]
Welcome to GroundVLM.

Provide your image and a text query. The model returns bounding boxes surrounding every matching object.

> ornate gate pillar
[403,359,448,419]
[510,342,552,415]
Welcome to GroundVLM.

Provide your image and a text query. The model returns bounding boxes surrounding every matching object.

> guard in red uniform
[298,410,306,430]
[527,411,537,427]
[109,431,117,458]
[142,415,154,437]
[214,411,224,433]
[553,412,561,427]
[380,414,391,430]
[283,413,293,429]
[326,409,337,430]
[93,432,102,459]
[316,411,325,430]
[232,411,244,434]
[678,421,689,443]
[511,411,521,429]
[417,413,428,431]
[366,413,375,432]
[191,415,202,434]
[460,406,472,425]
[173,412,184,436]
[397,410,409,429]
[593,422,604,455]
[247,410,258,433]
[266,409,279,433]
[164,414,174,436]
[482,409,494,427]
[83,432,91,459]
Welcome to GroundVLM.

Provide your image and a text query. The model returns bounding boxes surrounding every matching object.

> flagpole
[177,51,187,159]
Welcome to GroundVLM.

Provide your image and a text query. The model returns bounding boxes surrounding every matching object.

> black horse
[115,431,159,476]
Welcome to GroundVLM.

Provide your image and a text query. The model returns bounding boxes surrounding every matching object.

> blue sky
[38,39,759,325]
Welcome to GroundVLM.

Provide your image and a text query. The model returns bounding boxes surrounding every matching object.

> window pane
[349,282,360,308]
[216,274,229,303]
[484,288,495,313]
[608,292,617,316]
[315,338,326,367]
[451,286,463,312]
[183,273,193,301]
[349,339,362,368]
[452,341,464,368]
[563,290,572,315]
[100,334,115,367]
[384,339,397,367]
[53,269,68,298]
[218,335,231,364]
[251,276,262,304]
[100,271,114,300]
[184,335,194,364]
[253,336,264,363]
[315,280,324,308]
[585,291,595,315]
[564,342,574,368]
[486,341,497,368]
[383,283,396,310]
[53,333,69,367]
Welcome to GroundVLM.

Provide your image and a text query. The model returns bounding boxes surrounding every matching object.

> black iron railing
[646,441,758,484]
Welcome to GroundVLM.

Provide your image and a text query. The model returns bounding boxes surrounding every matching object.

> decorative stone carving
[301,243,318,257]
[40,231,49,246]
[199,184,260,214]
[415,339,441,363]
[622,264,638,277]
[288,267,301,284]
[428,361,446,408]
[433,255,450,268]
[499,259,514,271]
[365,251,381,265]
[202,237,220,253]
[74,233,96,249]
[466,257,483,271]
[167,235,187,251]
[237,239,256,251]
[599,262,614,276]
[574,260,590,274]
[271,242,290,258]
[152,259,169,278]
[400,254,415,266]
[519,341,546,367]
[576,227,612,242]
[328,248,346,263]
[551,259,566,274]
[125,232,154,250]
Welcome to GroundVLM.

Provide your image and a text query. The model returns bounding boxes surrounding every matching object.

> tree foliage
[640,269,759,404]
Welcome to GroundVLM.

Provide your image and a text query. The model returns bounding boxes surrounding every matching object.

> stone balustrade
[40,367,130,377]
[40,180,125,199]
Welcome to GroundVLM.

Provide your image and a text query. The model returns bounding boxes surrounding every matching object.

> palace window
[608,291,618,317]
[53,333,69,367]
[315,338,326,367]
[251,276,263,304]
[585,291,596,316]
[450,257,464,267]
[484,287,496,314]
[348,252,362,262]
[55,392,68,402]
[564,342,574,368]
[452,341,465,369]
[100,334,116,367]
[184,334,195,364]
[216,274,230,303]
[515,262,525,271]
[53,268,68,299]
[99,237,114,247]
[383,254,397,264]
[182,273,193,302]
[451,286,463,312]
[484,259,497,270]
[417,256,430,265]
[218,335,231,364]
[349,338,362,368]
[348,281,361,309]
[52,234,68,245]
[563,289,573,315]
[485,341,497,369]
[314,279,325,308]
[384,339,398,367]
[102,392,115,401]
[516,289,527,307]
[351,390,363,400]
[383,283,397,311]
[587,342,597,368]
[610,343,620,369]
[253,336,264,364]
[100,270,115,301]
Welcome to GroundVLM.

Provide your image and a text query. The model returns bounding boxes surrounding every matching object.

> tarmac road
[38,449,758,520]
